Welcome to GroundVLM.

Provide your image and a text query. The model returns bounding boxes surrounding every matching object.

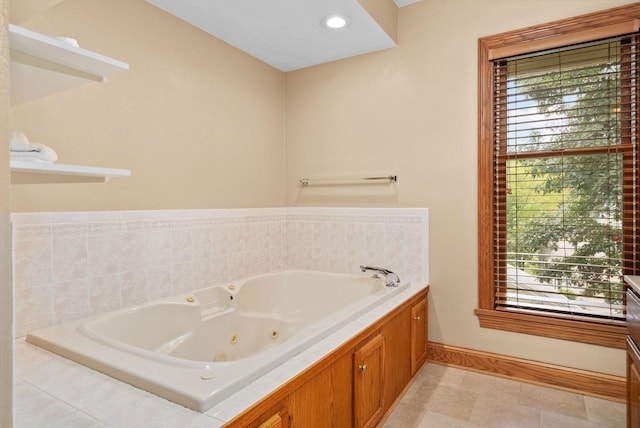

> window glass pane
[504,154,624,318]
[504,41,623,154]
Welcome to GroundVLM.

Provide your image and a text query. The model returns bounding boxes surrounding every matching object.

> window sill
[475,309,627,349]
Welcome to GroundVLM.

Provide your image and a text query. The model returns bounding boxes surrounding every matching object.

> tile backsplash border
[12,207,429,337]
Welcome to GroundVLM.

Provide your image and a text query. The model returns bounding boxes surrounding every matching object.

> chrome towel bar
[299,175,397,187]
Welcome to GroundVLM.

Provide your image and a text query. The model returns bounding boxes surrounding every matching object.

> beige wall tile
[12,207,428,335]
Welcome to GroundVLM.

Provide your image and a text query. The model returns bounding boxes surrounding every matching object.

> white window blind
[492,34,639,322]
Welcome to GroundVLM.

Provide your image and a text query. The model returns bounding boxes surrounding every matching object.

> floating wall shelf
[10,160,131,184]
[9,24,129,105]
[8,24,131,183]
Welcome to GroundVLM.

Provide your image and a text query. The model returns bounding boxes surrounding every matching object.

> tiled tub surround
[15,282,430,427]
[12,207,429,337]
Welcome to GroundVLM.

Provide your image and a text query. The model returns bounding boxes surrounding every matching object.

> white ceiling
[146,0,415,72]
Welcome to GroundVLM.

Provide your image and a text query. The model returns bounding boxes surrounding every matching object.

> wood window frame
[476,3,640,349]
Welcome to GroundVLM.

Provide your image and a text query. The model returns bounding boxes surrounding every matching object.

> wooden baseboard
[428,342,625,402]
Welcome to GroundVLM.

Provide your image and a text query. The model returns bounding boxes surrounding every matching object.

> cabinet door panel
[381,306,411,411]
[257,408,288,428]
[288,351,352,427]
[411,297,428,375]
[354,334,385,428]
[628,337,640,428]
[244,403,289,428]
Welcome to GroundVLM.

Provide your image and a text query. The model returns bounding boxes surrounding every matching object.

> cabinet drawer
[627,336,640,428]
[628,289,640,345]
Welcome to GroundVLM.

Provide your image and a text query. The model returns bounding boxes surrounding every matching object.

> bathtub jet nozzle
[360,265,400,287]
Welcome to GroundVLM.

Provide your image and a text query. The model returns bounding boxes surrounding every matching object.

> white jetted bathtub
[26,270,409,411]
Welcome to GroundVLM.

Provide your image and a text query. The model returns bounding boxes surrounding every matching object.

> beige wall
[1,0,13,423]
[10,0,286,212]
[284,0,637,377]
[9,0,63,23]
[358,0,398,43]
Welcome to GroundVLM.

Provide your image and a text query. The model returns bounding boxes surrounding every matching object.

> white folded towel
[11,146,58,163]
[9,130,58,162]
[9,130,33,152]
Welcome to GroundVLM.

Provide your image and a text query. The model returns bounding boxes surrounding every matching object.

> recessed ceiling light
[323,14,350,30]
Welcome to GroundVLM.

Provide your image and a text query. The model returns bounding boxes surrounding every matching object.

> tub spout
[360,265,400,287]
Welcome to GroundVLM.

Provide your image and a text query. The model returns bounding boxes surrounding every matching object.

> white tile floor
[14,339,625,427]
[382,364,625,428]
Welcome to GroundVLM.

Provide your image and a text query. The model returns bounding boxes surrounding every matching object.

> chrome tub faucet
[360,265,400,287]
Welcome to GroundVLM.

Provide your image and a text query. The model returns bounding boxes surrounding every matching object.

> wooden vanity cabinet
[628,337,640,428]
[225,288,429,428]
